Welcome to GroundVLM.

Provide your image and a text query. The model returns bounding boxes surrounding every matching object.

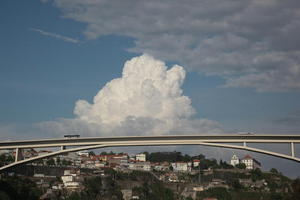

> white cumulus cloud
[36,54,223,137]
[75,54,193,125]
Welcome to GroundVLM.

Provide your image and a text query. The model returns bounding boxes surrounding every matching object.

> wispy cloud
[29,28,80,44]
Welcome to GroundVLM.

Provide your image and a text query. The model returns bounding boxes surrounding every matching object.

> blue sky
[0,0,300,176]
[0,0,135,123]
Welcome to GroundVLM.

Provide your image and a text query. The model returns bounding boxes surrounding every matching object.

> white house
[77,151,89,157]
[153,163,170,171]
[61,170,80,189]
[64,181,80,189]
[230,154,240,166]
[129,161,151,171]
[193,159,200,167]
[135,153,146,162]
[241,155,261,170]
[171,162,191,172]
[61,175,73,183]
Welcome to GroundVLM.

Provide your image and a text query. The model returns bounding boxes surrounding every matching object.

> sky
[0,0,300,177]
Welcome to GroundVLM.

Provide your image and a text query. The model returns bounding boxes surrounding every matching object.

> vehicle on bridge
[64,134,80,138]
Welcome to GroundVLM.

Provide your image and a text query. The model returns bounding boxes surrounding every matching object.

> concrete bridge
[0,134,299,172]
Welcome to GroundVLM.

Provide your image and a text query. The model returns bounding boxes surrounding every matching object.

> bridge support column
[243,142,247,147]
[15,148,23,162]
[61,146,66,150]
[291,142,295,157]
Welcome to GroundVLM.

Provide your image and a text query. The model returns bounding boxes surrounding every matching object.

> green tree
[150,182,174,200]
[0,191,10,200]
[46,158,55,166]
[62,159,72,166]
[133,182,175,200]
[6,155,13,162]
[250,168,262,181]
[56,157,61,165]
[193,154,205,160]
[235,163,246,169]
[82,176,102,199]
[147,151,191,163]
[0,154,6,162]
[228,178,243,190]
[219,160,234,169]
[270,168,279,174]
[0,154,14,166]
[109,151,115,155]
[197,187,231,200]
[270,193,284,200]
[143,151,149,159]
[66,192,81,200]
[291,178,300,200]
[0,176,42,200]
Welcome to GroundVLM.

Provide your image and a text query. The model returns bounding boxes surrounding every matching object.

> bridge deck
[1,134,300,149]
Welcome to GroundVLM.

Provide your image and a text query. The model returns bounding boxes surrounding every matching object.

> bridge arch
[1,140,299,172]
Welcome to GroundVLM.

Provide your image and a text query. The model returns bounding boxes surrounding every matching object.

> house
[121,189,132,200]
[193,159,200,167]
[61,170,81,189]
[181,186,197,200]
[108,154,128,166]
[230,154,239,166]
[64,181,80,189]
[129,161,151,171]
[193,186,204,192]
[168,173,179,182]
[207,179,229,189]
[239,179,267,189]
[82,159,96,169]
[99,154,128,165]
[171,162,192,172]
[153,162,170,171]
[95,160,105,168]
[241,155,261,170]
[23,148,38,159]
[77,151,89,157]
[37,150,52,156]
[135,153,146,162]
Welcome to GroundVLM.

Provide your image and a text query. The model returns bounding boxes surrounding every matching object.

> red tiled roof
[243,154,253,159]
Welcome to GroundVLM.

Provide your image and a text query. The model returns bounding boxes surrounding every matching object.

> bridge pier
[15,148,23,162]
[291,142,295,157]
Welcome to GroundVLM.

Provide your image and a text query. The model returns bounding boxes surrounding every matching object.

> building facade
[171,162,192,172]
[135,153,146,162]
[230,154,240,166]
[241,155,261,170]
